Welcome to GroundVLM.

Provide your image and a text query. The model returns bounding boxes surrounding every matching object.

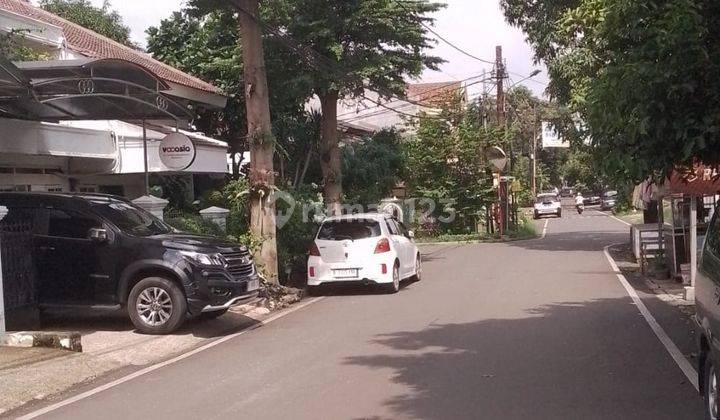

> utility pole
[495,46,508,234]
[236,0,279,283]
[532,105,538,197]
[495,46,505,127]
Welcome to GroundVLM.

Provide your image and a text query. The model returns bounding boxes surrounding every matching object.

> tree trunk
[237,0,278,283]
[319,90,342,216]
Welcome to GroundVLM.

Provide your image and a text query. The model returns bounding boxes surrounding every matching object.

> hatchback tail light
[309,242,320,256]
[374,238,391,254]
[309,267,316,277]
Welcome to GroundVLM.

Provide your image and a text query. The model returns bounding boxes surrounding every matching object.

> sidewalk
[0,289,303,415]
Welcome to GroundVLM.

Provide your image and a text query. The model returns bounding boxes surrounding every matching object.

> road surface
[17,206,705,419]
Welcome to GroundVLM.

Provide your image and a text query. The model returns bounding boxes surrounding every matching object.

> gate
[0,217,37,329]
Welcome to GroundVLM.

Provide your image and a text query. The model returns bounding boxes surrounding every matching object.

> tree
[0,30,51,61]
[40,0,134,47]
[342,129,406,207]
[274,0,444,215]
[146,8,311,177]
[406,96,497,233]
[502,0,720,184]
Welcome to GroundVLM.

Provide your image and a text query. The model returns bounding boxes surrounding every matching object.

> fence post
[200,206,230,233]
[132,195,169,221]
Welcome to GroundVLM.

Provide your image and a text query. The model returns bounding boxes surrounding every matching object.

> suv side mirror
[408,230,415,239]
[89,228,109,243]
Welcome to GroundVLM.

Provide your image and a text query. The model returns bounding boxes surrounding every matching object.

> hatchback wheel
[412,255,422,282]
[385,263,400,294]
[707,357,719,420]
[128,277,187,334]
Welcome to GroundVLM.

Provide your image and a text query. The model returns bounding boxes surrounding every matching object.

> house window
[79,185,98,193]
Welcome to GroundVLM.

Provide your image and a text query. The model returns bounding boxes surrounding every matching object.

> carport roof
[0,57,197,121]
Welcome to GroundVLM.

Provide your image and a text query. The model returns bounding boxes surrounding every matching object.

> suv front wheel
[705,356,719,420]
[128,277,187,334]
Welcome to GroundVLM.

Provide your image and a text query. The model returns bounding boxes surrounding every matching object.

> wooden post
[690,197,697,287]
[236,0,279,282]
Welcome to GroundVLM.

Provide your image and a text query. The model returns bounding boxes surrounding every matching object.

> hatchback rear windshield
[317,219,381,240]
[537,196,557,204]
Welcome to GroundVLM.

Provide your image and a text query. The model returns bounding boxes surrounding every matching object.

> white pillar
[687,197,697,301]
[199,206,230,233]
[0,205,7,334]
[132,195,169,221]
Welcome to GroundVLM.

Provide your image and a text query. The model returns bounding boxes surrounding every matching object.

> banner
[541,122,569,148]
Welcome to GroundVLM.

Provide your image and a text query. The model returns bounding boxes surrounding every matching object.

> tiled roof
[406,81,464,107]
[0,0,221,94]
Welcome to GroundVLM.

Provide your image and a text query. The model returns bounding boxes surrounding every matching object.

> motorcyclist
[575,192,585,206]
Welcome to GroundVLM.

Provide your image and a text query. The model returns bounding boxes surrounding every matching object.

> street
[13,207,705,420]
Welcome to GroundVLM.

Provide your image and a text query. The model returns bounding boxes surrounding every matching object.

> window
[386,218,399,235]
[317,219,381,240]
[396,220,409,237]
[707,211,720,256]
[38,209,100,239]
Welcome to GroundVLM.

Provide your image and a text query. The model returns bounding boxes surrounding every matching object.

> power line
[341,78,498,124]
[336,73,490,119]
[395,0,496,66]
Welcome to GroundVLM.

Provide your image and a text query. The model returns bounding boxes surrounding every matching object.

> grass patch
[416,216,538,243]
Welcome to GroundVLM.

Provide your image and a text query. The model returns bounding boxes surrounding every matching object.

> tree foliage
[40,0,134,47]
[0,30,51,61]
[405,97,498,233]
[502,0,720,184]
[146,7,312,175]
[342,129,406,207]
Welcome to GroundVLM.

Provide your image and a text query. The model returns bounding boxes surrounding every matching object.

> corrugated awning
[0,57,196,121]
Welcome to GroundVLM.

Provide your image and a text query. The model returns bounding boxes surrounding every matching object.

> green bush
[165,211,223,237]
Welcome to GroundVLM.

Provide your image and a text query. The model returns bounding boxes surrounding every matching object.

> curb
[1,331,82,352]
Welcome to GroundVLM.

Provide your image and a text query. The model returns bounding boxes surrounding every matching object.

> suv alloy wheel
[128,277,187,334]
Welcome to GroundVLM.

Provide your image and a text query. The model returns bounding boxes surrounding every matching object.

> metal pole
[142,120,149,196]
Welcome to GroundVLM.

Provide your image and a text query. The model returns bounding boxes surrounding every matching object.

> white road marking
[540,219,549,239]
[603,245,698,391]
[607,213,632,226]
[16,297,326,419]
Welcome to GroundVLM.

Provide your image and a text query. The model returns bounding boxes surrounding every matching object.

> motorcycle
[576,204,585,214]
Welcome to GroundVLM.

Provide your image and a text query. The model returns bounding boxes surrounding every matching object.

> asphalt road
[23,206,706,419]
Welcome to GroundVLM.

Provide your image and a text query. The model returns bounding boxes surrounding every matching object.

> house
[0,0,230,200]
[334,81,467,135]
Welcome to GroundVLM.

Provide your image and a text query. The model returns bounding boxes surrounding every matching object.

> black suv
[0,193,259,334]
[697,207,720,418]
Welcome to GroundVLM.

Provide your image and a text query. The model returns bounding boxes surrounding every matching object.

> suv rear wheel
[128,277,187,334]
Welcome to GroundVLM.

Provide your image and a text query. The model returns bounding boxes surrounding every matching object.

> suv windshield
[90,199,172,237]
[317,219,381,240]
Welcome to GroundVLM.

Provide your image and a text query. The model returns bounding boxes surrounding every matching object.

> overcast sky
[46,0,548,97]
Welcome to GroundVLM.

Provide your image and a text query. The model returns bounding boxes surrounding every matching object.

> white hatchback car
[533,193,562,219]
[307,213,421,294]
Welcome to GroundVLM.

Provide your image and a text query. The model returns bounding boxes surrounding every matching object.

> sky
[40,0,549,97]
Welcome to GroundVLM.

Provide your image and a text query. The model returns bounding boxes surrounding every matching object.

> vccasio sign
[159,133,196,170]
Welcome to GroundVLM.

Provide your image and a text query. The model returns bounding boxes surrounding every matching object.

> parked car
[307,213,421,294]
[697,207,720,419]
[0,193,260,334]
[600,190,618,210]
[583,193,602,206]
[560,187,574,198]
[533,193,562,219]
